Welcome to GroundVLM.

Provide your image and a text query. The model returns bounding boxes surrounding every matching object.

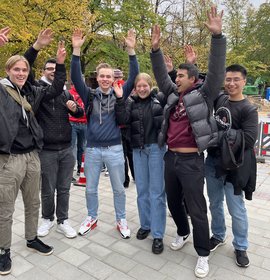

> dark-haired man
[150,6,226,278]
[205,64,258,267]
[24,30,84,239]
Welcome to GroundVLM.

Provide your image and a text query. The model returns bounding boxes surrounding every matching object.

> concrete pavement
[4,160,270,280]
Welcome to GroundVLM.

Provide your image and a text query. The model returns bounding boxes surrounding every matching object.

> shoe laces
[40,219,52,229]
[82,216,94,226]
[196,256,208,271]
[174,234,182,244]
[62,220,71,228]
[118,219,128,229]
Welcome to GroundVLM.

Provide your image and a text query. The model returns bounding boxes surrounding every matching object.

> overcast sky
[250,0,267,8]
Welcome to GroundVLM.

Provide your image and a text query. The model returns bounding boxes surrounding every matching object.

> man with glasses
[205,64,258,267]
[24,30,84,239]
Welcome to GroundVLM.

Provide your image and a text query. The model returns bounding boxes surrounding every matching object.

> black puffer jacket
[115,89,166,149]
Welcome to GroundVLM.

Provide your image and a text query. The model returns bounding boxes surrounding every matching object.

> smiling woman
[5,55,30,89]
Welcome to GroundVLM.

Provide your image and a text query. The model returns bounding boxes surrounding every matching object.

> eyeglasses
[45,67,55,71]
[225,78,244,83]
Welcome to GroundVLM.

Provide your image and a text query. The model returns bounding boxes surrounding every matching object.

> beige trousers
[0,151,41,249]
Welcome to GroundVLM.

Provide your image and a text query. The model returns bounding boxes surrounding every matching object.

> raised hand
[164,54,174,72]
[0,26,10,47]
[184,45,197,64]
[125,29,136,50]
[33,28,53,50]
[113,81,123,98]
[205,6,223,35]
[151,25,161,51]
[56,41,66,64]
[72,28,86,49]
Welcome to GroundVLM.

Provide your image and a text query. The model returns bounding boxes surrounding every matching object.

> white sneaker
[57,220,77,238]
[116,219,130,239]
[195,256,209,278]
[37,219,54,237]
[78,216,98,236]
[170,234,189,250]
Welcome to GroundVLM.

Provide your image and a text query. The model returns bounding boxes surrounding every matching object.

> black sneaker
[27,237,54,256]
[209,236,226,252]
[0,249,11,275]
[152,238,164,254]
[136,228,151,240]
[235,249,250,267]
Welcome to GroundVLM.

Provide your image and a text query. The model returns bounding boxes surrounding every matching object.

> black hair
[226,64,247,78]
[43,58,56,70]
[178,63,199,82]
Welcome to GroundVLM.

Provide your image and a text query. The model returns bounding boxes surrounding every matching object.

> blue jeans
[205,155,248,251]
[84,145,126,221]
[133,144,166,239]
[71,122,87,170]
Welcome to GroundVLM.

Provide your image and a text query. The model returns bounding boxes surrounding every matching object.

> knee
[86,186,98,196]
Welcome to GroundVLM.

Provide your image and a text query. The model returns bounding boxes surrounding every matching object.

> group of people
[0,5,258,279]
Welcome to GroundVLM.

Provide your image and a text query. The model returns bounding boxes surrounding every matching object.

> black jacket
[0,73,64,154]
[24,47,84,151]
[35,80,84,150]
[209,92,258,200]
[115,89,166,149]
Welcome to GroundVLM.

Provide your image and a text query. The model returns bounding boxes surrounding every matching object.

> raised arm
[24,28,54,85]
[200,6,226,102]
[31,42,67,111]
[164,54,177,83]
[150,25,177,96]
[71,28,90,107]
[25,28,53,67]
[184,45,197,64]
[40,41,67,100]
[122,29,139,98]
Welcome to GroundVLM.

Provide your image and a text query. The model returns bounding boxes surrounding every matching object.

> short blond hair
[134,73,153,88]
[96,63,113,76]
[5,55,30,72]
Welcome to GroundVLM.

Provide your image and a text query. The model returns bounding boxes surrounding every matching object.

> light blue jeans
[84,145,126,221]
[133,144,166,239]
[205,155,248,251]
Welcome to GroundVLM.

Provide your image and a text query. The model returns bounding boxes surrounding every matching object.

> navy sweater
[71,54,139,147]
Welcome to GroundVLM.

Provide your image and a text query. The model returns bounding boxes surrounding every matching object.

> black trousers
[164,150,210,256]
[121,128,135,187]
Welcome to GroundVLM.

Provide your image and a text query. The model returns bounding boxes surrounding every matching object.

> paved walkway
[4,160,270,280]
